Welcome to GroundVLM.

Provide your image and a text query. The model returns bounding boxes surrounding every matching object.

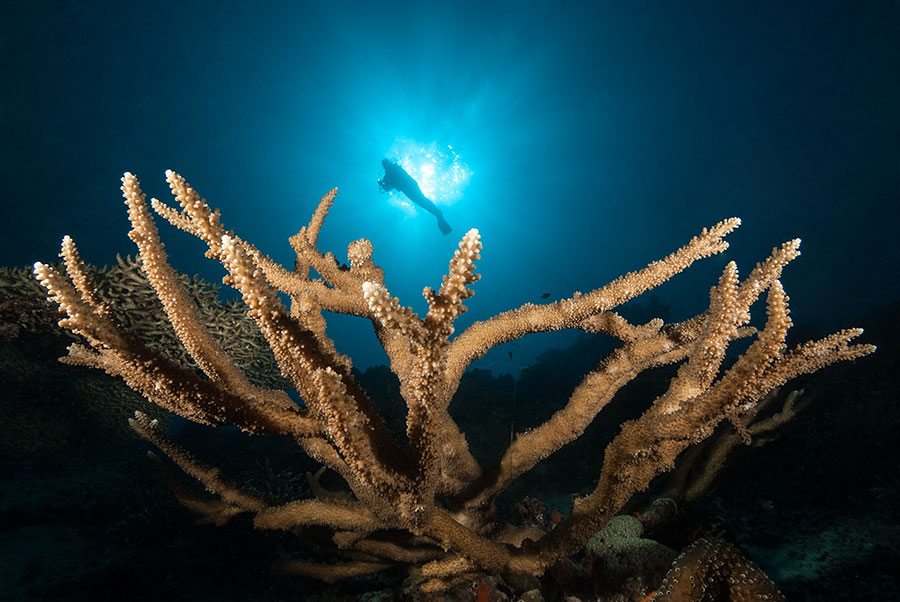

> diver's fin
[437,215,453,236]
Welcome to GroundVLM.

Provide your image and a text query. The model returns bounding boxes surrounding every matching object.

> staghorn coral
[0,255,289,458]
[663,388,812,504]
[0,264,166,458]
[34,170,874,592]
[2,257,287,388]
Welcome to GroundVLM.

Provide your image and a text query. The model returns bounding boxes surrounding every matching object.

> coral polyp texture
[35,171,874,593]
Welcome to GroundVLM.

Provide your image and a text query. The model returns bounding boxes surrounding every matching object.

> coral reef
[0,256,287,459]
[651,538,785,601]
[33,171,874,593]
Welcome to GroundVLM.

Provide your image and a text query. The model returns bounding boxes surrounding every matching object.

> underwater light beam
[384,138,471,206]
[379,157,453,235]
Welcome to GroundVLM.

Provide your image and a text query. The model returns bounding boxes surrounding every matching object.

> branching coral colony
[35,171,874,592]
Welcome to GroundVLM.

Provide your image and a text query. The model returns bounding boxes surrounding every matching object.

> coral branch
[35,171,874,592]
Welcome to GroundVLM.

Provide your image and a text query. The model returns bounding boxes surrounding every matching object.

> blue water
[2,0,897,372]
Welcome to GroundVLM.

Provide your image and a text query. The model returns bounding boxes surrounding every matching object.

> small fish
[474,578,491,602]
[541,292,551,299]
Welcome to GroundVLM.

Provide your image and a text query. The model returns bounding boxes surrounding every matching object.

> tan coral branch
[34,172,875,590]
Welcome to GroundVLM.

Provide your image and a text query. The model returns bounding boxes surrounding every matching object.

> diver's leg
[435,212,453,235]
[408,191,452,235]
[408,188,441,217]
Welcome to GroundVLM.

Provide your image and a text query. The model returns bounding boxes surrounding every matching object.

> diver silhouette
[378,158,452,235]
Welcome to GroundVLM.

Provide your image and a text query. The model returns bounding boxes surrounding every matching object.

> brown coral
[652,539,785,601]
[34,171,873,590]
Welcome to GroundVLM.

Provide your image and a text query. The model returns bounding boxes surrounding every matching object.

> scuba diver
[378,158,453,235]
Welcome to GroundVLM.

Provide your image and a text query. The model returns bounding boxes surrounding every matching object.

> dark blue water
[2,0,897,372]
